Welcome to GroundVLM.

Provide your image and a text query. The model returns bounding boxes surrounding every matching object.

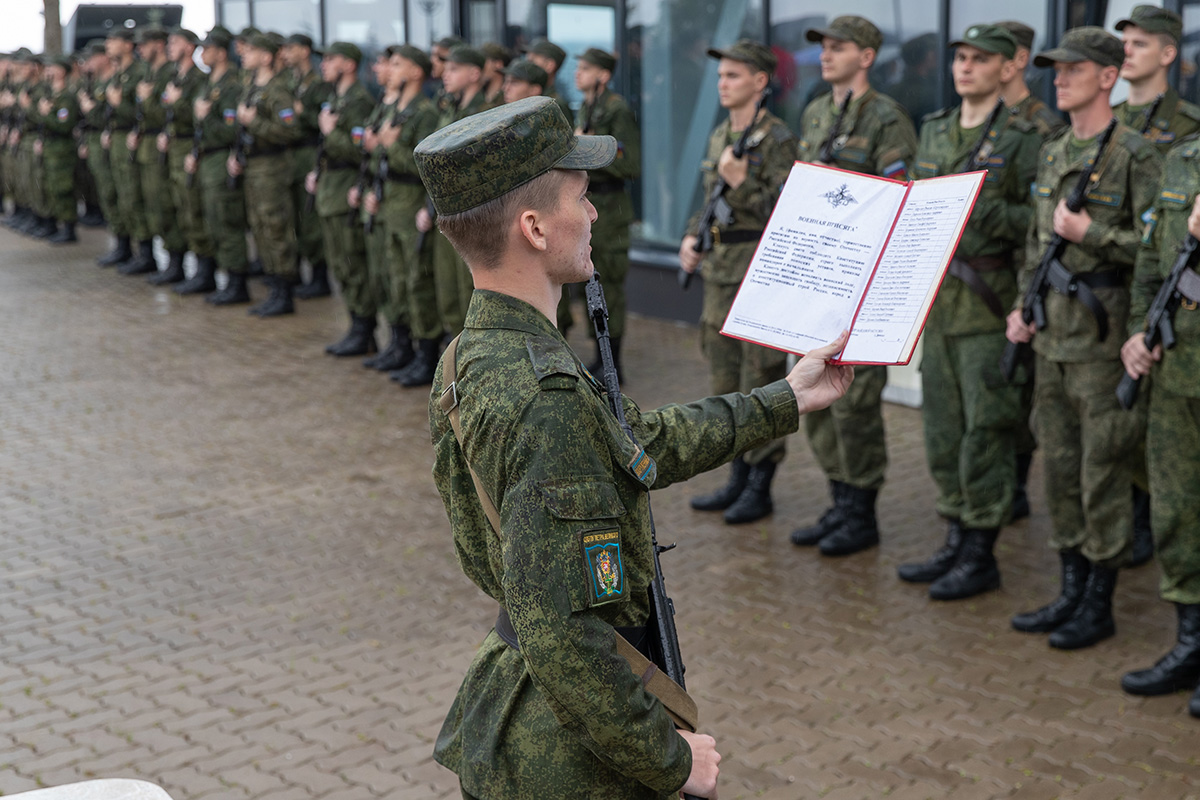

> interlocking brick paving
[1,225,1197,799]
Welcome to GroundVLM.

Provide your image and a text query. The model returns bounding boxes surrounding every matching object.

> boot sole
[929,574,1001,601]
[1048,623,1115,650]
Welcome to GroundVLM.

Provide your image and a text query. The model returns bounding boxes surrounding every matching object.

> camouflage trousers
[167,143,213,258]
[197,152,248,274]
[805,364,888,490]
[291,145,325,266]
[321,209,373,317]
[701,281,788,465]
[1148,385,1200,604]
[138,140,184,251]
[921,329,1021,529]
[86,133,122,236]
[393,217,439,339]
[363,215,398,323]
[1035,356,1147,567]
[109,137,149,242]
[41,140,78,223]
[244,154,297,280]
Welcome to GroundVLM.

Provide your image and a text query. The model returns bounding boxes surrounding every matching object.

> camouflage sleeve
[1080,143,1163,266]
[1130,222,1163,336]
[872,113,918,178]
[299,81,330,130]
[325,91,374,162]
[966,128,1040,247]
[624,379,800,489]
[385,103,438,176]
[200,82,243,149]
[500,390,693,796]
[42,95,79,136]
[139,68,172,129]
[589,98,640,182]
[722,124,798,229]
[247,81,302,145]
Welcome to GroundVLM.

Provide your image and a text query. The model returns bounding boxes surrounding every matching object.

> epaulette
[873,96,900,125]
[1171,132,1200,159]
[769,118,795,144]
[1179,100,1200,123]
[921,106,954,124]
[1121,127,1157,159]
[1007,115,1036,134]
[526,334,579,391]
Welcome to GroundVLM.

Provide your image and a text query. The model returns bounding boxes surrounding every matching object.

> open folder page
[720,162,985,365]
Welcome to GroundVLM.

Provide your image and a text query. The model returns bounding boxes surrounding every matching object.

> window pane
[325,0,406,50]
[219,0,250,32]
[254,0,322,42]
[1181,3,1200,105]
[408,0,454,49]
[549,4,615,110]
[468,0,499,44]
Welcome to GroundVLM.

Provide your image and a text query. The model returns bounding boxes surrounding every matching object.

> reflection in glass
[548,4,616,110]
[254,0,321,42]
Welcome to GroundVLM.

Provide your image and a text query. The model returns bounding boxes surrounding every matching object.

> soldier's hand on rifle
[125,130,139,152]
[1006,308,1036,344]
[378,119,401,147]
[7,129,18,148]
[136,81,154,101]
[1188,195,1200,239]
[78,91,95,113]
[347,185,361,209]
[318,106,338,135]
[678,234,703,273]
[1053,199,1092,243]
[194,98,212,120]
[237,102,257,125]
[184,153,197,174]
[786,331,855,415]
[678,731,721,799]
[37,97,52,116]
[32,139,42,157]
[99,129,111,149]
[163,83,183,104]
[363,127,379,151]
[1121,333,1161,379]
[106,84,122,107]
[226,153,243,178]
[716,145,748,189]
[78,143,89,159]
[305,170,319,195]
[156,132,169,153]
[416,205,433,232]
[364,192,379,215]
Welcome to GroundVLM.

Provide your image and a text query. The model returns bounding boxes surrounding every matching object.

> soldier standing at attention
[679,40,798,525]
[427,37,464,103]
[897,25,1041,600]
[308,43,377,353]
[502,59,548,103]
[790,15,918,554]
[1114,6,1200,154]
[420,95,852,800]
[522,38,572,121]
[104,28,152,272]
[32,55,81,244]
[1007,28,1161,650]
[78,44,120,248]
[151,28,212,286]
[228,33,303,317]
[1119,143,1200,719]
[480,43,512,109]
[572,47,640,378]
[181,26,249,302]
[282,33,334,300]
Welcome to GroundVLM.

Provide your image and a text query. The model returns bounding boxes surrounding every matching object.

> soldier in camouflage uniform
[309,43,377,352]
[572,47,640,377]
[679,40,798,525]
[898,25,1041,601]
[1114,6,1200,154]
[78,44,126,262]
[1119,140,1200,718]
[420,94,852,800]
[31,55,80,243]
[11,55,48,237]
[282,33,333,299]
[791,15,918,555]
[104,28,154,272]
[522,38,572,121]
[502,59,548,103]
[480,42,512,109]
[1007,28,1162,650]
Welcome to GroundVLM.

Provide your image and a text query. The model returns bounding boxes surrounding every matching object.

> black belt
[495,607,650,660]
[712,228,764,246]
[141,127,163,136]
[588,179,626,195]
[325,159,358,171]
[949,257,1008,318]
[247,144,287,158]
[110,127,132,133]
[1046,264,1124,341]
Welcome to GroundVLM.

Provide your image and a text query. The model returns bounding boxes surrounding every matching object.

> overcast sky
[3,0,216,54]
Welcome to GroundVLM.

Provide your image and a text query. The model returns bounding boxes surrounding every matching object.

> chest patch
[582,529,625,606]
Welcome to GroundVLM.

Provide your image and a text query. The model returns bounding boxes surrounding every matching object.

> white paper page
[721,162,907,354]
[840,171,986,364]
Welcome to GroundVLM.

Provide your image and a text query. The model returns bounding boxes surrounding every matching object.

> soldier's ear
[1000,59,1018,84]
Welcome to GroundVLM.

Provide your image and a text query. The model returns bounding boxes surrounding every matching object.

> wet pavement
[1,224,1198,800]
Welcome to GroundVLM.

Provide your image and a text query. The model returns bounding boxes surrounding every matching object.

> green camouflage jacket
[107,58,147,130]
[1022,122,1163,362]
[914,105,1041,334]
[430,290,800,799]
[1113,86,1200,154]
[577,89,640,241]
[685,109,798,285]
[1010,93,1066,140]
[797,87,918,180]
[138,60,176,131]
[162,63,207,149]
[244,71,303,149]
[1131,133,1200,398]
[381,94,439,223]
[196,67,244,153]
[289,66,331,145]
[34,84,79,142]
[316,79,375,216]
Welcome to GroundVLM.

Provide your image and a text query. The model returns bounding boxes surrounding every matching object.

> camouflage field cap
[83,41,107,57]
[706,38,777,74]
[949,24,1018,58]
[135,26,168,44]
[1115,5,1183,44]
[436,35,467,51]
[245,32,280,54]
[415,96,615,216]
[393,43,432,75]
[202,26,234,50]
[805,15,884,52]
[447,45,485,69]
[48,54,74,71]
[503,58,548,88]
[995,20,1036,51]
[481,42,513,64]
[325,41,363,63]
[285,33,318,51]
[524,38,566,68]
[1033,27,1124,69]
[107,29,135,42]
[236,26,261,41]
[578,47,617,72]
[169,27,200,45]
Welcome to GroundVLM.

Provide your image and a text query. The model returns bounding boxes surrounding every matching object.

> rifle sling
[438,334,699,734]
[948,257,1006,318]
[710,228,763,246]
[1045,263,1124,341]
[1177,267,1200,306]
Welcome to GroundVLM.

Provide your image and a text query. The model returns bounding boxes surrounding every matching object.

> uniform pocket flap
[540,479,626,520]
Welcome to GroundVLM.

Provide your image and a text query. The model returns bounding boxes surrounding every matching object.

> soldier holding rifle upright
[1005,28,1162,651]
[1113,6,1200,155]
[678,39,797,526]
[420,95,852,800]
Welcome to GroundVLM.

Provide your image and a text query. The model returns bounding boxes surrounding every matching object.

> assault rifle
[366,101,418,235]
[817,89,853,164]
[1140,92,1165,137]
[160,83,176,167]
[130,94,143,163]
[185,115,202,190]
[304,101,331,214]
[1000,118,1118,381]
[349,117,378,229]
[586,275,702,800]
[415,196,436,255]
[1116,235,1200,408]
[960,96,1008,173]
[681,87,772,290]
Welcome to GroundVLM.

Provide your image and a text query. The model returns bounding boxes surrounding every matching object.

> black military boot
[206,271,251,305]
[1012,550,1091,633]
[929,528,1001,601]
[1011,452,1033,521]
[723,460,777,525]
[3,206,30,229]
[15,211,42,234]
[248,257,265,277]
[47,221,77,245]
[820,485,880,556]
[175,255,218,295]
[365,323,414,371]
[690,456,750,512]
[97,234,133,267]
[325,313,377,354]
[897,519,963,582]
[1049,564,1117,650]
[1121,604,1200,695]
[31,216,58,238]
[147,250,186,285]
[791,481,847,546]
[79,203,105,227]
[294,260,332,299]
[249,276,295,317]
[1130,487,1154,567]
[118,239,157,275]
[392,338,440,387]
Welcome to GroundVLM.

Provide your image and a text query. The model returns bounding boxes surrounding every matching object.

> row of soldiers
[680,8,1200,720]
[0,26,641,387]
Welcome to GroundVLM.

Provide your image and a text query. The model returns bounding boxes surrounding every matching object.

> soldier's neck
[116,54,134,71]
[177,57,194,76]
[727,102,761,133]
[485,75,502,96]
[1127,74,1169,106]
[1069,99,1115,140]
[458,85,479,108]
[399,82,422,107]
[960,91,1000,127]
[1000,80,1029,106]
[336,74,357,95]
[209,62,229,82]
[830,73,870,104]
[254,65,275,86]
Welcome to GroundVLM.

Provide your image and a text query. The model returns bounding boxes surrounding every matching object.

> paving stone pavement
[1,225,1198,800]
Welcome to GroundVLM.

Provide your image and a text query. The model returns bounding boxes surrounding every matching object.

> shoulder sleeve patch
[526,335,579,385]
